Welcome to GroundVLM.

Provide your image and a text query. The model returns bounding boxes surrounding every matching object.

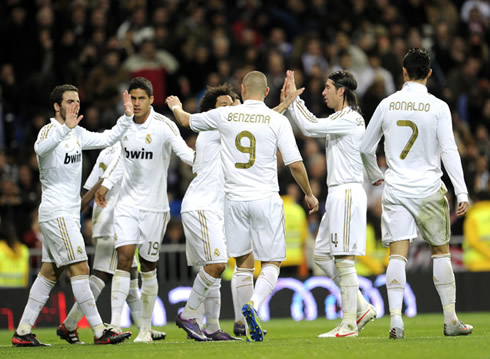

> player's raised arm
[166,95,190,128]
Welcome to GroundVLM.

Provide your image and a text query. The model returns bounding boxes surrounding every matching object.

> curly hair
[199,83,237,112]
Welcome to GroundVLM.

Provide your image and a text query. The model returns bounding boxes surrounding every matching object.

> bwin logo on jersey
[124,147,153,160]
[64,151,82,164]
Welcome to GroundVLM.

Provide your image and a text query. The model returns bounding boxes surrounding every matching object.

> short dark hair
[402,48,431,80]
[328,71,362,114]
[49,84,78,110]
[199,83,236,112]
[129,77,153,97]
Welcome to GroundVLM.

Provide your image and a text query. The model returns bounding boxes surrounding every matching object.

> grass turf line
[0,312,489,359]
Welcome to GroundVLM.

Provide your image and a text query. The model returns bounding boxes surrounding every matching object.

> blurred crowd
[0,0,489,286]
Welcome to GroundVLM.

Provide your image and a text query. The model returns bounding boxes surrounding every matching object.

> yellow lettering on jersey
[227,113,270,124]
[389,101,430,112]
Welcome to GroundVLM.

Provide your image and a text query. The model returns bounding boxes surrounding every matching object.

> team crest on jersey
[77,246,83,254]
[146,134,152,144]
[114,233,118,241]
[214,248,220,257]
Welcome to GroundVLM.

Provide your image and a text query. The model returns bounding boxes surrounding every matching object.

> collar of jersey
[402,81,428,92]
[134,107,154,129]
[243,100,265,106]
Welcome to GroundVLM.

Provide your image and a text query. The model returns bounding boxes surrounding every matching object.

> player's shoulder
[152,112,180,134]
[37,122,56,140]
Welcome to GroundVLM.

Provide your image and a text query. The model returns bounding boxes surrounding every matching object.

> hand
[64,102,83,129]
[456,201,469,216]
[282,87,305,108]
[285,70,298,97]
[373,179,384,186]
[95,186,109,208]
[122,90,133,117]
[305,194,319,215]
[166,95,182,111]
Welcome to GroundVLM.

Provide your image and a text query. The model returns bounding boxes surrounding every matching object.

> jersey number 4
[397,120,419,159]
[235,130,256,169]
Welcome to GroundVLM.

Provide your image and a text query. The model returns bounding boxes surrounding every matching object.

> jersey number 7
[396,120,419,160]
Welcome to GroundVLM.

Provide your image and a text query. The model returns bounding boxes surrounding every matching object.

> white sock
[314,253,339,286]
[357,291,369,316]
[140,269,158,331]
[71,275,105,338]
[64,275,105,331]
[182,268,217,319]
[386,255,407,329]
[17,274,56,335]
[250,264,280,309]
[315,254,368,316]
[111,270,130,328]
[234,267,254,317]
[433,254,458,325]
[231,267,244,323]
[335,259,358,325]
[127,278,143,329]
[204,278,221,333]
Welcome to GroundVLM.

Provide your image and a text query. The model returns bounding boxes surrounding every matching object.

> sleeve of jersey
[360,103,385,184]
[101,145,124,191]
[277,116,303,165]
[288,97,355,136]
[437,103,469,203]
[34,123,71,156]
[169,124,195,166]
[189,111,219,133]
[81,115,132,150]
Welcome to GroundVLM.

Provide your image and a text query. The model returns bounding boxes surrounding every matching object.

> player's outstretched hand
[305,194,319,215]
[65,102,83,129]
[95,186,109,208]
[166,96,182,111]
[122,90,133,117]
[456,201,469,216]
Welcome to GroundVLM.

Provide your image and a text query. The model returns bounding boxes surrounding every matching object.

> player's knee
[205,263,227,278]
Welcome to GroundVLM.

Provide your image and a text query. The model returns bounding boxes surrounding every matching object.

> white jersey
[35,116,132,222]
[288,98,365,187]
[360,81,468,201]
[102,107,194,212]
[190,100,302,201]
[181,131,224,213]
[84,143,121,237]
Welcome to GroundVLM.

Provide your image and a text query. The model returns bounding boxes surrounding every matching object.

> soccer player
[12,85,133,346]
[57,142,166,343]
[360,48,473,339]
[172,84,240,341]
[284,70,377,338]
[166,70,319,342]
[95,77,194,342]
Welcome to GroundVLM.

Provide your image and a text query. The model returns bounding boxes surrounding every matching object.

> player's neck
[134,112,150,124]
[54,114,65,126]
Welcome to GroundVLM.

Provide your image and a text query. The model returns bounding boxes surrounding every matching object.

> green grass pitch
[1,312,489,359]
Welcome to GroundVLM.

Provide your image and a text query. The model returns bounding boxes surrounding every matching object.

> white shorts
[92,236,138,275]
[314,183,367,256]
[40,217,88,267]
[381,186,450,247]
[225,193,286,261]
[181,210,228,266]
[114,205,170,263]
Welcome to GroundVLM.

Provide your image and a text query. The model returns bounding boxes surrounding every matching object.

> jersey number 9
[235,130,256,169]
